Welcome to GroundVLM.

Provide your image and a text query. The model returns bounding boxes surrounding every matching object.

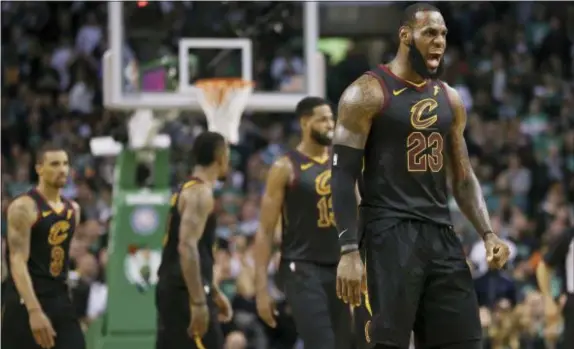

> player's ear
[215,143,228,169]
[399,26,410,45]
[35,163,43,177]
[299,115,309,130]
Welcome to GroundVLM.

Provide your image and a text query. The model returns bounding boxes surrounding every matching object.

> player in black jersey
[3,145,83,349]
[254,97,352,349]
[156,131,232,349]
[330,4,512,349]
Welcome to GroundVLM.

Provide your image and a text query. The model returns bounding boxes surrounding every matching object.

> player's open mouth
[426,53,442,69]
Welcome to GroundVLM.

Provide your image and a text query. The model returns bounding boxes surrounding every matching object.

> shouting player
[156,131,233,349]
[254,97,352,349]
[3,145,84,349]
[331,3,511,349]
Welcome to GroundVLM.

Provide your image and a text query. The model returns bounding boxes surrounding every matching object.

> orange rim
[195,78,254,105]
[195,77,254,88]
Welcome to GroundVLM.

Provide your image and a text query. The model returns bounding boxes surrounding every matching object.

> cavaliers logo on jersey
[410,98,438,130]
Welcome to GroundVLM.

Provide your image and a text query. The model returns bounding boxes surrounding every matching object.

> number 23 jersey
[280,150,339,265]
[361,65,453,226]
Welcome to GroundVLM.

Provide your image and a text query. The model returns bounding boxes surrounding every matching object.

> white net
[194,79,254,144]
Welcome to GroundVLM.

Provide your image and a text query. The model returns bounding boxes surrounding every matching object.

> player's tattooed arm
[332,74,382,248]
[253,156,292,291]
[178,184,214,304]
[444,84,493,239]
[334,74,382,149]
[7,196,42,312]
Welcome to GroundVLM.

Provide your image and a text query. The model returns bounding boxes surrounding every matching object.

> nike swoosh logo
[300,163,313,170]
[338,229,348,238]
[42,211,51,218]
[393,87,408,96]
[433,85,440,96]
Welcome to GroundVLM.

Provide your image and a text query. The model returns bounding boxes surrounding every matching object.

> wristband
[340,243,359,255]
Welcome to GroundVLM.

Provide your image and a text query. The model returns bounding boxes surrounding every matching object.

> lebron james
[331,4,511,349]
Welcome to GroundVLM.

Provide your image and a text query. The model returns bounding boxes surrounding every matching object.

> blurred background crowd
[2,1,574,349]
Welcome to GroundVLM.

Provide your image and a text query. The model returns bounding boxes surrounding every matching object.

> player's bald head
[400,2,442,28]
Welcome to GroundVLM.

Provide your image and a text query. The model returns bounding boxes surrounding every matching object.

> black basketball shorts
[279,260,353,349]
[564,295,574,349]
[361,219,482,348]
[155,282,224,349]
[1,287,85,349]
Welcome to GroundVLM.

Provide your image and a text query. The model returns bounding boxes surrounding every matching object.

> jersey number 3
[48,221,70,277]
[407,132,444,172]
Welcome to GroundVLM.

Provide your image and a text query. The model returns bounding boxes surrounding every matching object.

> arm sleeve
[331,144,364,247]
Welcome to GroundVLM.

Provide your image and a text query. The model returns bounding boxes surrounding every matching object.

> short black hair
[191,131,226,166]
[401,2,440,27]
[36,144,66,164]
[296,96,327,119]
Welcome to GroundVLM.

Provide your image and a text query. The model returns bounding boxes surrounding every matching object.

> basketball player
[254,97,352,349]
[330,4,511,349]
[2,145,84,349]
[156,131,233,349]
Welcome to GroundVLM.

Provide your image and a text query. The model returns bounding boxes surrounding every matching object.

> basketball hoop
[194,78,254,144]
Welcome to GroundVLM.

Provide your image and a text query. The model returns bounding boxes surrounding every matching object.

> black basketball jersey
[361,65,453,226]
[281,150,339,265]
[6,188,76,296]
[158,177,217,288]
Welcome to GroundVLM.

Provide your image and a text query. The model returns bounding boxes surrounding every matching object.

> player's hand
[255,289,277,328]
[336,250,364,307]
[483,233,510,269]
[544,297,561,325]
[28,308,56,349]
[189,303,210,339]
[212,289,233,323]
